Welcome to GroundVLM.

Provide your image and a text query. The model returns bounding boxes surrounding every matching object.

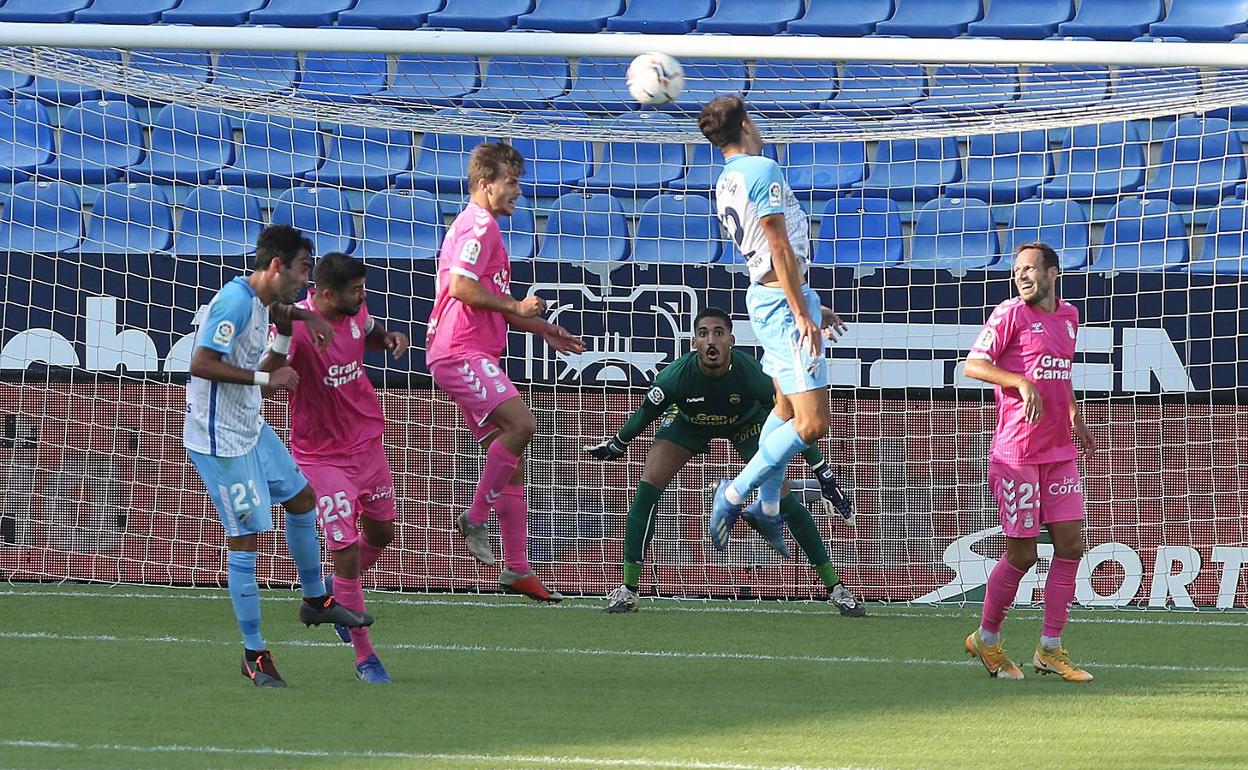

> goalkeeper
[586,307,864,616]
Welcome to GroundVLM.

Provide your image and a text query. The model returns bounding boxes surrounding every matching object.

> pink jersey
[286,293,386,463]
[426,202,512,366]
[968,296,1080,465]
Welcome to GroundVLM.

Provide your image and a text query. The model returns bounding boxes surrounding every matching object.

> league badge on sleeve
[460,238,482,265]
[212,320,235,347]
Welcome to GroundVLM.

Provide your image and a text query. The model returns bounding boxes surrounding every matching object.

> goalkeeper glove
[586,435,628,461]
[811,460,856,525]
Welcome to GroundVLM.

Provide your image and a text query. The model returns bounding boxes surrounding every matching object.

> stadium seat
[36,101,144,185]
[174,186,264,257]
[498,197,536,259]
[667,143,774,193]
[1105,62,1202,117]
[358,190,443,260]
[696,0,803,35]
[785,0,893,36]
[216,115,323,187]
[461,57,569,110]
[510,114,594,197]
[372,55,479,107]
[338,0,445,29]
[301,126,413,189]
[426,0,535,31]
[213,50,299,96]
[517,0,624,32]
[74,0,179,24]
[125,105,236,185]
[605,0,713,33]
[1039,121,1147,199]
[1012,64,1110,111]
[1143,117,1246,207]
[1192,200,1248,274]
[812,197,904,267]
[126,50,213,105]
[966,0,1073,39]
[0,0,90,22]
[394,115,491,194]
[270,187,356,256]
[538,193,630,262]
[664,60,749,114]
[1149,0,1248,41]
[0,69,33,95]
[825,62,926,118]
[1056,0,1164,40]
[1090,197,1188,271]
[581,114,685,196]
[856,137,961,203]
[908,197,1001,271]
[945,130,1052,204]
[911,65,1018,114]
[15,49,124,105]
[875,0,984,38]
[632,194,721,264]
[785,131,868,201]
[77,183,174,255]
[0,182,82,254]
[0,99,54,184]
[296,52,387,102]
[553,58,635,113]
[748,61,839,114]
[1004,198,1090,270]
[249,0,355,27]
[162,0,268,25]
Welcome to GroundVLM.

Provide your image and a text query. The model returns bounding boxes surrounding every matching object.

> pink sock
[495,484,531,574]
[981,558,1028,634]
[1043,557,1080,638]
[467,441,520,525]
[332,575,375,665]
[359,540,383,573]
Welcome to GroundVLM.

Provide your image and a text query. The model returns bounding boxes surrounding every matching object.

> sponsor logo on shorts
[1048,476,1083,496]
[363,484,394,502]
[212,320,235,347]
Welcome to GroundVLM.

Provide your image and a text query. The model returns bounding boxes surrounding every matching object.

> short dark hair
[698,95,747,149]
[255,224,313,270]
[694,306,733,331]
[314,251,367,292]
[468,141,525,190]
[1015,241,1061,271]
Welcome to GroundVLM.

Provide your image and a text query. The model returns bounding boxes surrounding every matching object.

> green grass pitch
[2,584,1247,770]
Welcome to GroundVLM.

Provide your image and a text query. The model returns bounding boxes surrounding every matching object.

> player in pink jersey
[427,142,584,602]
[266,251,409,684]
[963,242,1099,682]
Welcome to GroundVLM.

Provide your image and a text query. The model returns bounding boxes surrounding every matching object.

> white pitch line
[2,629,1246,675]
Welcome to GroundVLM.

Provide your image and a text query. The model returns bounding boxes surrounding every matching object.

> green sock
[622,561,643,589]
[781,495,838,589]
[621,480,663,589]
[815,561,840,590]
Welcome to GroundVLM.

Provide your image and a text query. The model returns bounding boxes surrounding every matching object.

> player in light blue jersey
[699,95,849,553]
[184,224,373,687]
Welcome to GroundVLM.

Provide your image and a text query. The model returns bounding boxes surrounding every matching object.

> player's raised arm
[760,214,820,357]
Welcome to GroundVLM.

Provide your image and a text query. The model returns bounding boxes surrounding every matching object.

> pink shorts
[300,441,397,552]
[429,354,521,442]
[989,458,1085,539]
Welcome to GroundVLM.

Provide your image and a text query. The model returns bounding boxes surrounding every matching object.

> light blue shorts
[187,423,309,537]
[745,282,830,395]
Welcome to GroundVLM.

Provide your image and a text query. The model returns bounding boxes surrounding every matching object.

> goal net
[0,29,1245,610]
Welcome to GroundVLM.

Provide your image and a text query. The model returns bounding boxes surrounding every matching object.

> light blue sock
[756,413,788,516]
[731,421,809,500]
[283,510,327,598]
[227,550,265,651]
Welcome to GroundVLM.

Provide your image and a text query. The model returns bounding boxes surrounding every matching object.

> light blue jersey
[713,153,809,284]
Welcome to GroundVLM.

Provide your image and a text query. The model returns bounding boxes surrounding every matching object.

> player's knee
[1007,549,1039,572]
[1053,540,1084,561]
[510,414,537,445]
[793,414,829,444]
[284,485,317,514]
[369,523,395,549]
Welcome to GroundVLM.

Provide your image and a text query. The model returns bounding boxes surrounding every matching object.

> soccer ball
[626,52,685,106]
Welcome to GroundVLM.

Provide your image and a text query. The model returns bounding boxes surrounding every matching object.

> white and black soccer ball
[626,52,685,106]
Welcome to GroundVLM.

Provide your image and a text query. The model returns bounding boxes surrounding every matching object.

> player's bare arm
[760,214,820,356]
[964,357,1043,423]
[504,310,586,354]
[448,272,544,316]
[365,320,409,358]
[1069,383,1097,453]
[191,346,298,391]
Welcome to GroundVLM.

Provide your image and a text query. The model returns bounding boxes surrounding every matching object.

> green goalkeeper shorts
[653,408,764,461]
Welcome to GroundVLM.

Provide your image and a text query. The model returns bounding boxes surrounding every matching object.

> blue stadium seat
[372,55,479,107]
[581,113,685,196]
[78,183,174,255]
[426,0,534,31]
[552,58,635,113]
[1090,198,1188,271]
[538,193,630,262]
[911,65,1018,114]
[0,0,90,22]
[1143,117,1246,207]
[1149,0,1248,41]
[1038,121,1147,199]
[785,0,893,36]
[358,190,443,260]
[338,0,445,29]
[1005,198,1090,269]
[249,0,354,27]
[16,49,123,105]
[967,0,1073,39]
[74,0,179,24]
[127,50,213,105]
[813,197,904,267]
[461,57,569,110]
[174,186,264,257]
[36,101,144,185]
[270,187,356,256]
[125,105,236,185]
[668,144,780,193]
[908,197,1001,271]
[1057,0,1163,40]
[1105,62,1202,115]
[1012,65,1110,111]
[162,0,268,25]
[875,0,984,37]
[1192,200,1248,273]
[605,0,713,33]
[394,116,491,194]
[633,194,721,264]
[825,62,926,118]
[945,130,1052,204]
[0,99,53,184]
[214,50,300,96]
[517,0,624,32]
[785,133,868,201]
[665,60,749,114]
[696,0,803,34]
[498,197,536,259]
[856,137,961,203]
[302,126,413,189]
[0,69,33,95]
[296,52,387,102]
[216,115,323,187]
[748,61,839,114]
[511,114,594,197]
[0,182,81,254]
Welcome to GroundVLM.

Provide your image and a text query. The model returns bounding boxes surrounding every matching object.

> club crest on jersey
[212,320,234,347]
[350,319,361,339]
[1031,322,1045,334]
[729,393,741,404]
[460,238,482,265]
[1066,320,1076,339]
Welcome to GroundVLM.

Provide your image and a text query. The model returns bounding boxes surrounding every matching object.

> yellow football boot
[1033,644,1094,682]
[965,629,1024,680]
